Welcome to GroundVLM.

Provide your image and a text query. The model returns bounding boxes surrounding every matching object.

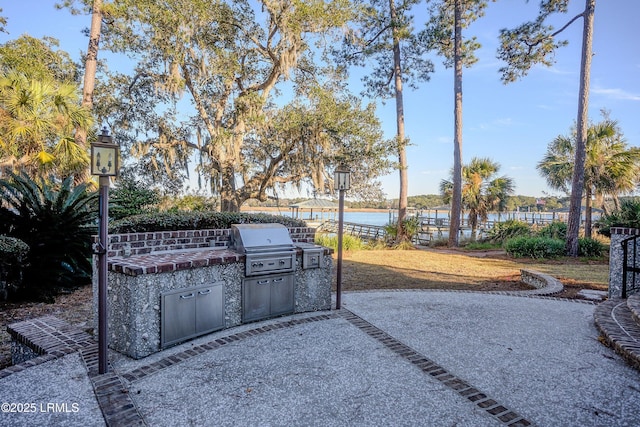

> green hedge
[109,211,307,233]
[504,236,566,259]
[504,235,606,258]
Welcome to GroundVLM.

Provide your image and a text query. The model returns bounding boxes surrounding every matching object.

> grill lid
[230,223,295,253]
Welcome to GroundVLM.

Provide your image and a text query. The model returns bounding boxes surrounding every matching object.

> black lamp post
[90,127,119,374]
[334,164,350,310]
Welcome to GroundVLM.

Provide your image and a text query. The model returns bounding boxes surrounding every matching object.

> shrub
[504,236,566,259]
[109,211,306,233]
[384,216,422,243]
[163,194,217,212]
[0,236,29,300]
[537,221,567,240]
[578,237,605,257]
[314,233,365,251]
[0,172,97,301]
[464,241,502,251]
[596,198,640,237]
[109,178,160,220]
[487,220,531,244]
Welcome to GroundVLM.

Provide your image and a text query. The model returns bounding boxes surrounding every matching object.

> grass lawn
[337,247,608,293]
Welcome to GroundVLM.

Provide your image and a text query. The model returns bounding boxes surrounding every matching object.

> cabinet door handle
[180,293,195,299]
[273,277,284,283]
[198,289,211,296]
[257,280,270,285]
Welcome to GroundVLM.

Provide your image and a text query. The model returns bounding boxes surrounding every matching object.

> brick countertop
[108,249,245,276]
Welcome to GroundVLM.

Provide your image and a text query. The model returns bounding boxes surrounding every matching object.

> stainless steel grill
[230,223,297,276]
[230,223,297,322]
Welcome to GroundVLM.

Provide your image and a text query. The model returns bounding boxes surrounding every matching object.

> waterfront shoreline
[241,206,390,213]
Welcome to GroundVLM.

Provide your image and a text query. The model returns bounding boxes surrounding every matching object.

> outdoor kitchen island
[93,224,332,359]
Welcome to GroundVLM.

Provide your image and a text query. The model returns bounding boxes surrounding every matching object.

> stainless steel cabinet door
[161,283,225,348]
[270,275,294,316]
[195,284,224,334]
[162,289,197,347]
[243,277,271,322]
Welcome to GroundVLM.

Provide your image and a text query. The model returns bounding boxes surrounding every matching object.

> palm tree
[537,118,640,238]
[0,71,93,179]
[441,157,515,241]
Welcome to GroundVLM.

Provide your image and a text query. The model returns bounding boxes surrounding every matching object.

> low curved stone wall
[519,269,564,295]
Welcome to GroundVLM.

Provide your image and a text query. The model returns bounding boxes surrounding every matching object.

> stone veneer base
[93,228,332,359]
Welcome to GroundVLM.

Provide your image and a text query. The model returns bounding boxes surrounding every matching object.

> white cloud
[592,86,640,101]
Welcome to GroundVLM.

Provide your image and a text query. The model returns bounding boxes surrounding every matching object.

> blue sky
[2,0,639,199]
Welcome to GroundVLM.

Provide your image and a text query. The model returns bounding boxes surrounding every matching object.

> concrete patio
[1,290,639,426]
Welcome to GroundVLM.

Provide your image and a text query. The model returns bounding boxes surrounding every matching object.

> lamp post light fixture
[90,127,119,374]
[334,164,350,310]
[91,127,119,176]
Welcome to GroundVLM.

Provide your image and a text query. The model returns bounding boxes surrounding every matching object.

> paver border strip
[338,309,534,427]
[341,287,597,305]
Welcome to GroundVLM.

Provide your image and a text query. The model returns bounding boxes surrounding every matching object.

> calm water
[248,209,579,227]
[247,210,394,226]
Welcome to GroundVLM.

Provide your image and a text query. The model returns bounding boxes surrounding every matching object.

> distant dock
[315,211,576,244]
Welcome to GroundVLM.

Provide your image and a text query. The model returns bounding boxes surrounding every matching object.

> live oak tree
[421,0,490,247]
[334,0,433,243]
[88,0,389,211]
[497,0,596,256]
[0,35,79,83]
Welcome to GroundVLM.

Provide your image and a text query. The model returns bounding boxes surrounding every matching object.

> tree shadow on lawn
[333,258,532,292]
[330,248,609,296]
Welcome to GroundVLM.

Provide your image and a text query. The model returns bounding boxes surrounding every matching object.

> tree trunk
[76,0,103,184]
[449,0,463,248]
[584,186,592,239]
[220,165,240,212]
[389,0,409,243]
[566,0,595,256]
[469,212,477,242]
